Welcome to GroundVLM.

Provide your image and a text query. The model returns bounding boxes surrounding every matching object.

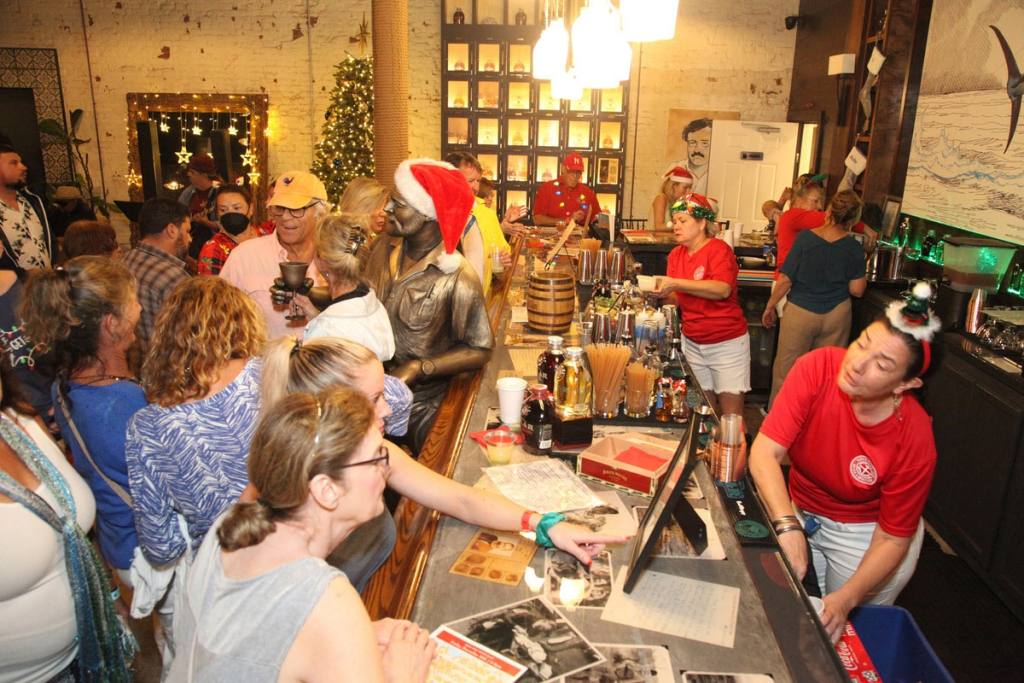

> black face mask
[220,212,250,236]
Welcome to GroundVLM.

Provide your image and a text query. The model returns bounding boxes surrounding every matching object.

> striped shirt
[125,358,262,565]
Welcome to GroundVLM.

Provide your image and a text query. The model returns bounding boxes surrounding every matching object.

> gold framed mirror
[126,92,270,218]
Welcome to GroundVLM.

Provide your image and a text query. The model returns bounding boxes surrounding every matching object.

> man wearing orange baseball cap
[532,152,602,227]
[219,170,329,339]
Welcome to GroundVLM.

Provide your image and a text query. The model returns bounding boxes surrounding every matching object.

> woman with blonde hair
[650,164,693,230]
[261,336,626,590]
[169,387,436,682]
[125,276,267,567]
[301,214,396,362]
[20,257,144,581]
[657,194,749,417]
[338,176,388,234]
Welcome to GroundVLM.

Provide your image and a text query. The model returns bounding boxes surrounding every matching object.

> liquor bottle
[667,337,685,379]
[555,347,593,419]
[537,335,565,393]
[594,276,612,300]
[654,371,674,423]
[521,384,554,455]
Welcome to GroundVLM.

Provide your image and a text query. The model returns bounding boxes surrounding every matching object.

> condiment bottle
[555,347,593,419]
[521,384,554,455]
[537,335,565,393]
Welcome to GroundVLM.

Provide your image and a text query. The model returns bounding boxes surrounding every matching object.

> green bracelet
[534,512,566,549]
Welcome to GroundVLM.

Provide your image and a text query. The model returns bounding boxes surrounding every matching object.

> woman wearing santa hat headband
[650,163,694,230]
[750,282,941,643]
[657,194,750,418]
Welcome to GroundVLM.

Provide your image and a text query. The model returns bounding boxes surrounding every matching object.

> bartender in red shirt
[532,152,601,227]
[656,194,750,417]
[750,283,940,642]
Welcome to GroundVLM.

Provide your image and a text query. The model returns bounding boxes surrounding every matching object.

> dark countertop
[861,283,1024,394]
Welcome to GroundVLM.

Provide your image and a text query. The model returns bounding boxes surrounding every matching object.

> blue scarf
[0,413,135,682]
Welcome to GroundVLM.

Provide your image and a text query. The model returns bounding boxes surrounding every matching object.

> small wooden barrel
[527,269,575,334]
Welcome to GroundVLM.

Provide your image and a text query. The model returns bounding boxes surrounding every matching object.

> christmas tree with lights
[312,55,374,203]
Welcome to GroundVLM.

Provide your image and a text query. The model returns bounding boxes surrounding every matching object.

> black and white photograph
[562,490,637,538]
[444,596,605,683]
[633,505,691,557]
[544,549,614,609]
[561,644,674,683]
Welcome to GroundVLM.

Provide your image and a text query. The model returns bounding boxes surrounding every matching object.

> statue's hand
[391,360,423,386]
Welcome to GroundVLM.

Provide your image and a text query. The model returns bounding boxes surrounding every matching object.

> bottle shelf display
[441,1,629,218]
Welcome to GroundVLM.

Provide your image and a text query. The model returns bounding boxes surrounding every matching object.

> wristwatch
[420,359,436,377]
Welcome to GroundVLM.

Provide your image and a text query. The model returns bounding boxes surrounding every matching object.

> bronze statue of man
[364,159,493,452]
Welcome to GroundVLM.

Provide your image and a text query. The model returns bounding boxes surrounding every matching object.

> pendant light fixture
[620,0,679,42]
[533,0,569,81]
[551,67,583,100]
[571,0,631,89]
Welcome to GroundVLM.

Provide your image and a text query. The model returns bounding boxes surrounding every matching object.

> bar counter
[364,241,847,681]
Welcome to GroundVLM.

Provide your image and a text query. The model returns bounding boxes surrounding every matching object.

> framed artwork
[622,419,707,593]
[902,0,1024,245]
[597,158,620,185]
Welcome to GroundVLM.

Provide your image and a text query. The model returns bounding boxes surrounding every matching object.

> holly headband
[669,198,716,222]
[885,281,941,376]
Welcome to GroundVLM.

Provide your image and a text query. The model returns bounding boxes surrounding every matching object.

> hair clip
[290,339,303,357]
[345,227,367,256]
[885,281,940,342]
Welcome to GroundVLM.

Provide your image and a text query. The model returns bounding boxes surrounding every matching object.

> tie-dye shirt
[125,358,262,565]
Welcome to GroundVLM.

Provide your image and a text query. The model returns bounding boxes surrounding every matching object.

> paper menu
[484,459,603,513]
[601,571,740,648]
[428,626,527,683]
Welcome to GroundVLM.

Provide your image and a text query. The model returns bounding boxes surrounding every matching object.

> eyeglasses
[268,201,321,219]
[337,444,390,470]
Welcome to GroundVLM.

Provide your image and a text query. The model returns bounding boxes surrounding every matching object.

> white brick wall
[1,0,794,222]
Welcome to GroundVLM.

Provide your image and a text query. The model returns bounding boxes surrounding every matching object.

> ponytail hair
[827,190,863,230]
[261,336,379,415]
[19,256,136,377]
[218,387,376,551]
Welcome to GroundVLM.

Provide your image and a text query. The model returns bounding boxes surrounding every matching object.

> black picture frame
[622,418,707,593]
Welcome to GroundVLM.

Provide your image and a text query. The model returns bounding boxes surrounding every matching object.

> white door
[706,120,800,232]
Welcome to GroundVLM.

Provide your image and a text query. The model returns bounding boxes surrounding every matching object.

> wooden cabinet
[919,340,1024,620]
[925,352,1023,568]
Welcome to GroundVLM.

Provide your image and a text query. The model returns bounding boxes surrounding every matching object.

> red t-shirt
[760,347,936,537]
[533,178,601,222]
[666,238,747,344]
[776,208,868,278]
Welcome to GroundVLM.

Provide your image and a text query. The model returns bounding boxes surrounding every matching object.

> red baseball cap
[563,152,585,172]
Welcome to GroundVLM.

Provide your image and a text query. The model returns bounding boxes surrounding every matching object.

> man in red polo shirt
[533,152,601,227]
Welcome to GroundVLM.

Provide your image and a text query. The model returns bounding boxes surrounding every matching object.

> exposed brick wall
[1,0,795,224]
[623,1,799,219]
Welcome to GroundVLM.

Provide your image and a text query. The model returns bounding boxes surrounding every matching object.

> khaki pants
[769,299,852,406]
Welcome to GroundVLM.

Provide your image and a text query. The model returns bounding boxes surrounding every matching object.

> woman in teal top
[763,190,868,405]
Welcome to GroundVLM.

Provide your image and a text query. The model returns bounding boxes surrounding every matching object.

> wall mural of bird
[990,24,1024,153]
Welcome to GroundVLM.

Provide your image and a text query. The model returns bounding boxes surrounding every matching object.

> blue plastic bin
[848,605,954,683]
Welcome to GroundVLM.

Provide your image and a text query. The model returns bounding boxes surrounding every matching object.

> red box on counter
[576,433,680,497]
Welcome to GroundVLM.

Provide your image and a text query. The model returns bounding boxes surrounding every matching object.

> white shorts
[797,509,924,603]
[684,333,751,395]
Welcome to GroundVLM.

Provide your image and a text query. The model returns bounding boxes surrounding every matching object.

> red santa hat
[393,159,475,273]
[663,165,694,186]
